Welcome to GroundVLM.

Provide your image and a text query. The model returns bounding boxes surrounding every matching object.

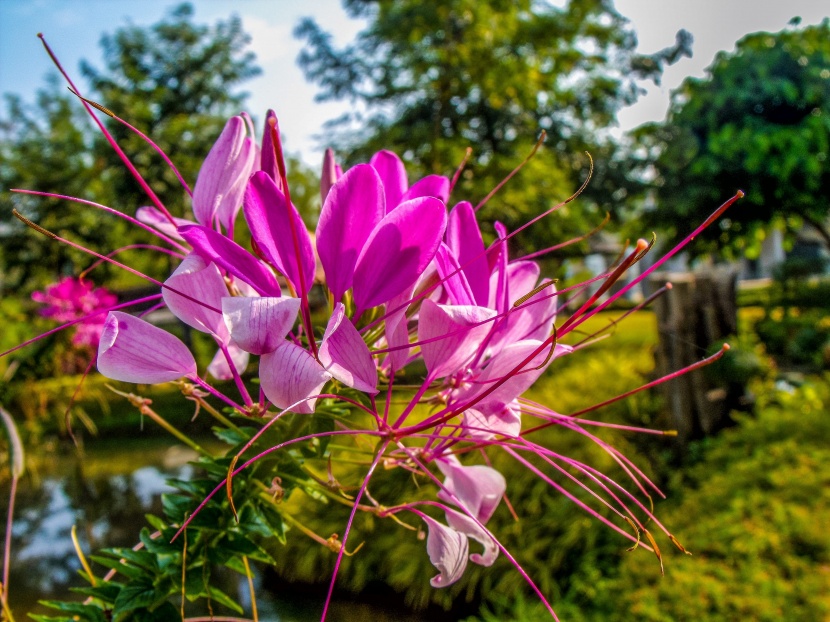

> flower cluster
[98,111,583,587]
[9,84,738,617]
[32,276,118,349]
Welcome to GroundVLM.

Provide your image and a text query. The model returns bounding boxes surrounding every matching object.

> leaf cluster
[295,0,692,253]
[638,19,830,258]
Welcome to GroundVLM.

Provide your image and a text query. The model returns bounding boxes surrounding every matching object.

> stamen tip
[635,238,649,252]
[722,343,731,352]
[666,282,673,290]
[736,189,745,198]
[663,430,678,437]
[37,32,44,38]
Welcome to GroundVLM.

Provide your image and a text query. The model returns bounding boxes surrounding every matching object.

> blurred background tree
[0,4,327,294]
[295,0,692,254]
[634,18,830,259]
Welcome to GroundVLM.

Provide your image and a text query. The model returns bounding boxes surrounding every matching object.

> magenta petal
[97,312,196,383]
[401,175,450,204]
[162,254,230,342]
[207,342,250,381]
[319,303,378,394]
[316,164,385,302]
[222,296,300,355]
[320,148,339,203]
[446,201,489,306]
[444,509,499,567]
[353,196,447,313]
[436,455,506,523]
[179,224,281,297]
[421,515,469,588]
[244,171,316,295]
[369,150,408,211]
[192,116,248,226]
[260,341,331,414]
[434,243,476,307]
[418,300,496,380]
[259,110,282,186]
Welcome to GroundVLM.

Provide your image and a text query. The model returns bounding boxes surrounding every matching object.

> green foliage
[295,0,691,254]
[466,378,830,621]
[0,4,260,292]
[639,19,830,257]
[27,403,356,621]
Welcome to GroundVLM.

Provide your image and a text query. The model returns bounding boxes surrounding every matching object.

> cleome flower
[6,53,741,618]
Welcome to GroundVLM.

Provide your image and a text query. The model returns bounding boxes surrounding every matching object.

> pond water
[0,435,455,621]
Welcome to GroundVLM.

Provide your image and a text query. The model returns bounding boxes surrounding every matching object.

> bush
[468,378,830,620]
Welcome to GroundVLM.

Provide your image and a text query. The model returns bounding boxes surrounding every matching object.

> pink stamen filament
[11,189,188,252]
[38,34,178,226]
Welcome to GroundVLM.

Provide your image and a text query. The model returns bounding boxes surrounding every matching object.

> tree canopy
[638,18,830,258]
[0,4,260,290]
[295,0,692,252]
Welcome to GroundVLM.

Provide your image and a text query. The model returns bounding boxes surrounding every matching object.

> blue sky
[1,0,828,166]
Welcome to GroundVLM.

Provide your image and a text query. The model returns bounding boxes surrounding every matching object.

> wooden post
[651,269,739,446]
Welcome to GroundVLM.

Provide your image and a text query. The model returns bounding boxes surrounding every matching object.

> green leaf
[34,600,108,622]
[113,580,161,614]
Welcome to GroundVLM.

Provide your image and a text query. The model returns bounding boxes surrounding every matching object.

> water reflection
[1,437,456,621]
[3,438,195,616]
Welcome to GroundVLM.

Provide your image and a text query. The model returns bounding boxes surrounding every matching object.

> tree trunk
[651,269,741,448]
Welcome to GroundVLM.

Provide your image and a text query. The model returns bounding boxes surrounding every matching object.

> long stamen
[38,34,177,226]
[68,89,193,197]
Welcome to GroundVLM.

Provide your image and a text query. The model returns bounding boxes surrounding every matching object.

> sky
[1,0,828,167]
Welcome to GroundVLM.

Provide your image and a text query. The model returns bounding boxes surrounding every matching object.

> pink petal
[216,134,256,231]
[192,116,249,226]
[382,285,415,373]
[179,224,281,297]
[97,312,196,383]
[421,515,469,588]
[401,175,450,204]
[162,254,230,342]
[487,222,510,314]
[462,403,522,440]
[436,455,506,523]
[352,196,447,313]
[444,509,499,567]
[446,201,489,306]
[207,342,250,380]
[259,341,331,414]
[461,340,572,415]
[418,300,496,380]
[318,303,378,394]
[434,243,476,307]
[315,164,385,302]
[222,296,300,355]
[488,261,556,353]
[244,171,316,295]
[369,150,408,211]
[136,206,192,242]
